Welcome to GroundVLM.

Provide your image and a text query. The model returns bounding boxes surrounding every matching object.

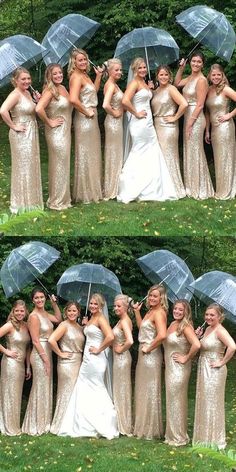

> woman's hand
[114,344,123,354]
[42,356,51,376]
[195,326,204,338]
[147,80,154,90]
[210,359,223,368]
[112,108,123,118]
[141,345,150,354]
[186,122,193,138]
[13,123,26,132]
[86,108,95,118]
[164,115,176,123]
[172,353,187,364]
[32,91,41,103]
[59,351,73,359]
[218,113,230,123]
[5,349,18,359]
[135,110,147,119]
[205,130,211,144]
[48,117,64,128]
[179,58,187,69]
[89,346,100,355]
[25,367,31,380]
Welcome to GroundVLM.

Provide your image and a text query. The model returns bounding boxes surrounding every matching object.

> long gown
[151,86,186,199]
[164,331,191,446]
[133,319,163,439]
[22,313,53,435]
[8,93,43,213]
[113,324,132,435]
[104,89,124,200]
[50,321,85,434]
[73,84,102,203]
[0,326,30,435]
[117,88,178,203]
[206,93,236,199]
[45,95,72,210]
[183,78,214,199]
[193,330,227,449]
[58,324,119,438]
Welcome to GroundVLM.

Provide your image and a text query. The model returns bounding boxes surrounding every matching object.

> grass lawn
[0,122,235,236]
[0,359,236,472]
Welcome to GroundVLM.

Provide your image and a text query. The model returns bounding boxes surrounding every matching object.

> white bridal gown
[117,88,178,203]
[58,324,119,439]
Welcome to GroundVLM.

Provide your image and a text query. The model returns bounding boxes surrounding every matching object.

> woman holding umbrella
[174,52,214,199]
[0,67,43,214]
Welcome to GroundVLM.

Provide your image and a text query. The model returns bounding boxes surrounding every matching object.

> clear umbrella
[42,13,100,67]
[0,35,47,87]
[57,263,122,311]
[136,249,194,302]
[176,5,236,62]
[0,241,60,298]
[188,271,236,323]
[114,26,179,77]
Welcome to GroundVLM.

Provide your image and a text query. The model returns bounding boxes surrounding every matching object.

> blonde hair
[63,301,81,319]
[106,58,122,73]
[208,63,229,95]
[205,303,225,322]
[7,300,28,330]
[114,294,133,314]
[11,67,30,87]
[156,64,173,84]
[68,48,90,77]
[90,293,105,310]
[147,284,168,311]
[131,57,146,75]
[173,299,193,336]
[43,63,63,99]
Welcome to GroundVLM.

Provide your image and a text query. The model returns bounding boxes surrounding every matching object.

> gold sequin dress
[152,86,186,198]
[22,314,53,435]
[8,93,43,213]
[50,321,85,434]
[113,324,132,435]
[133,319,163,439]
[206,93,236,199]
[45,95,72,210]
[183,78,214,199]
[193,330,227,449]
[104,89,123,200]
[164,331,191,446]
[73,84,102,203]
[0,326,30,435]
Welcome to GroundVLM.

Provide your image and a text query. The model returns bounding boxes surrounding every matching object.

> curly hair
[207,63,229,95]
[7,300,29,330]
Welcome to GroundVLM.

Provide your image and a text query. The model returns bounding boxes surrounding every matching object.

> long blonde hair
[146,284,168,311]
[208,63,229,94]
[43,63,63,99]
[173,299,193,336]
[131,57,146,76]
[7,300,28,330]
[90,293,105,311]
[68,48,90,77]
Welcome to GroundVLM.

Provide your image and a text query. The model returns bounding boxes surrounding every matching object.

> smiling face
[209,68,223,86]
[136,61,147,79]
[15,71,32,91]
[114,299,126,317]
[173,302,185,321]
[51,66,63,85]
[157,68,170,86]
[109,63,122,81]
[75,53,88,72]
[32,291,46,309]
[13,304,26,322]
[190,55,204,73]
[148,288,161,308]
[204,307,221,327]
[65,303,79,322]
[89,297,100,315]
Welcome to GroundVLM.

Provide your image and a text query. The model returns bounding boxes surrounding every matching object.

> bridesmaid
[133,284,167,439]
[0,300,31,435]
[205,64,236,199]
[0,67,43,213]
[103,58,124,200]
[113,294,133,436]
[164,300,200,446]
[193,303,236,449]
[174,52,214,199]
[49,301,85,434]
[22,288,62,435]
[151,65,187,198]
[68,48,103,203]
[36,64,72,210]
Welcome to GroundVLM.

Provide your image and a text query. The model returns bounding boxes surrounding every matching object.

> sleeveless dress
[133,319,163,439]
[104,89,124,200]
[8,93,43,213]
[183,78,214,199]
[193,330,227,449]
[152,86,186,198]
[113,324,132,435]
[73,84,102,203]
[58,324,119,438]
[0,326,30,435]
[50,321,85,434]
[22,314,53,435]
[45,95,72,210]
[117,88,178,203]
[206,93,236,199]
[164,331,191,446]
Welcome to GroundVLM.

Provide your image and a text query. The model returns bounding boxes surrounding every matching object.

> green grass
[0,122,235,236]
[0,359,236,472]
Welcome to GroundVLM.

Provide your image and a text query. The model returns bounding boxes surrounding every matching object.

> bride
[117,58,178,204]
[58,293,119,439]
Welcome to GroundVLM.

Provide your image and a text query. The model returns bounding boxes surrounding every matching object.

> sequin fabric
[152,86,186,198]
[50,321,85,434]
[183,78,214,199]
[22,313,53,435]
[8,93,43,213]
[73,84,102,203]
[163,331,191,446]
[0,326,30,435]
[206,93,236,199]
[133,319,163,439]
[112,324,132,435]
[45,95,73,210]
[104,89,124,200]
[193,330,227,449]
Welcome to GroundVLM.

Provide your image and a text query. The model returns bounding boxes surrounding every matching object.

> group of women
[0,285,235,450]
[0,48,235,212]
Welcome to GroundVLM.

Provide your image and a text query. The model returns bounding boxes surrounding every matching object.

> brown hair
[146,284,168,311]
[156,64,173,84]
[43,63,63,99]
[173,299,193,336]
[63,301,81,319]
[11,67,30,87]
[189,50,205,64]
[207,63,229,94]
[68,48,90,77]
[7,300,28,330]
